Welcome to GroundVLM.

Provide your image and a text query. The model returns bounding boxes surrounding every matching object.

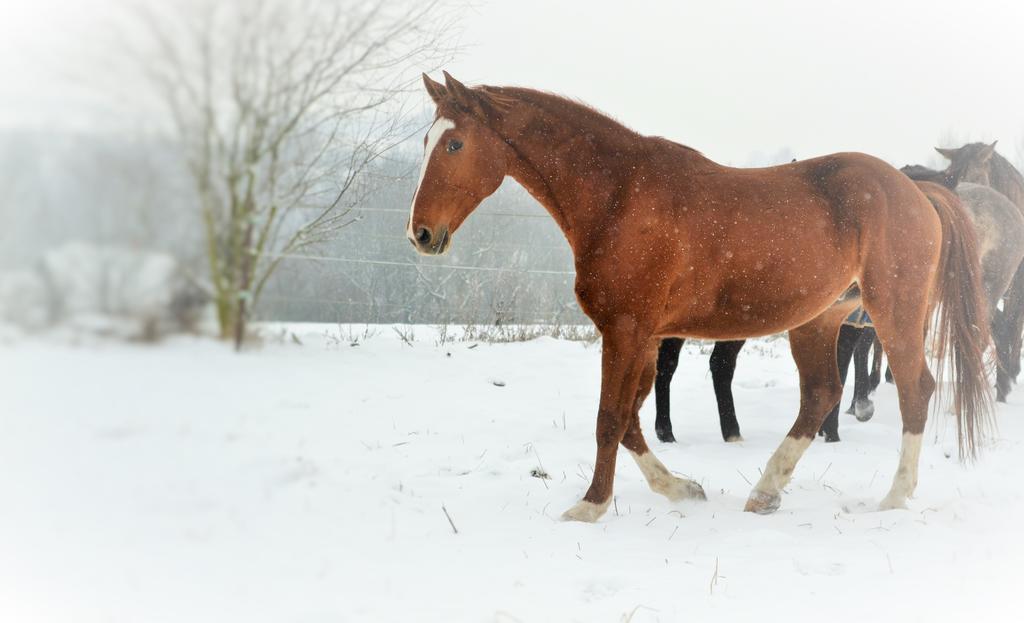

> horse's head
[406,72,515,255]
[936,141,999,186]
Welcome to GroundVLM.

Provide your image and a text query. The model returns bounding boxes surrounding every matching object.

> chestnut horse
[407,72,992,522]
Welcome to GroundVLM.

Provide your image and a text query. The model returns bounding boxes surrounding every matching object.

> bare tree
[129,0,457,346]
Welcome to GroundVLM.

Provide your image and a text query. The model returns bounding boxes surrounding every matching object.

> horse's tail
[917,181,994,460]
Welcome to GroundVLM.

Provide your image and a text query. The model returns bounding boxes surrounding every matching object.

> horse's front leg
[623,343,707,503]
[561,320,654,522]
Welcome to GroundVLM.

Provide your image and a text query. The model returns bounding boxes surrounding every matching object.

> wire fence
[257,205,584,325]
[351,206,552,219]
[267,252,576,276]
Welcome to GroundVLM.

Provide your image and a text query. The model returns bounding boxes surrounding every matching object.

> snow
[2,325,1022,622]
[0,269,49,329]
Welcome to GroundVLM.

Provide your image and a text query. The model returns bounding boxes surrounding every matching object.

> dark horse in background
[903,159,1024,401]
[654,318,877,444]
[932,143,1024,401]
[408,72,991,522]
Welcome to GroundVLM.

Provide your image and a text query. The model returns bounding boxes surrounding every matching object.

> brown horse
[936,143,1024,393]
[407,72,992,522]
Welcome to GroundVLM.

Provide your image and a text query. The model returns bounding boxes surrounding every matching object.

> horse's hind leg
[654,338,684,442]
[993,264,1024,399]
[1000,265,1024,384]
[622,345,706,502]
[862,297,935,510]
[745,309,847,514]
[711,340,745,442]
[980,256,1016,401]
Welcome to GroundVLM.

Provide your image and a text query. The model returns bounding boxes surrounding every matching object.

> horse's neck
[495,116,619,251]
[502,143,585,244]
[495,103,704,254]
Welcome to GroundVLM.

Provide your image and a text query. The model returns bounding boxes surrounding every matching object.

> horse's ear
[935,146,958,160]
[980,140,999,162]
[443,71,480,113]
[422,73,447,105]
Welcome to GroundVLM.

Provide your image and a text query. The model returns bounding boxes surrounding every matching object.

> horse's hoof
[656,428,677,443]
[724,435,744,443]
[845,405,856,415]
[561,499,610,523]
[658,477,707,502]
[854,400,875,422]
[744,490,781,514]
[824,433,841,443]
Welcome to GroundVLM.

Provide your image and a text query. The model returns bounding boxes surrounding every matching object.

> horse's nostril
[416,227,431,245]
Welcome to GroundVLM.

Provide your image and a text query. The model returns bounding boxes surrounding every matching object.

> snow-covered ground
[2,325,1022,622]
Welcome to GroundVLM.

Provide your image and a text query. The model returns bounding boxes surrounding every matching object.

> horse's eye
[447,139,463,153]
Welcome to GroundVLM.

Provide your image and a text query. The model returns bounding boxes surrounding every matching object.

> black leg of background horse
[868,335,883,392]
[846,335,863,413]
[846,327,877,421]
[992,307,1011,402]
[654,337,684,442]
[820,325,862,442]
[710,340,746,442]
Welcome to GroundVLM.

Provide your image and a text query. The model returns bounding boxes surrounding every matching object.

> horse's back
[719,151,938,244]
[958,182,1024,231]
[957,182,1024,265]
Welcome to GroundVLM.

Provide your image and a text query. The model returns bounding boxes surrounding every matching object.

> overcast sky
[3,0,1023,167]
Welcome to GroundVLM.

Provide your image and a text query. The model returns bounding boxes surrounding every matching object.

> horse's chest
[572,259,665,322]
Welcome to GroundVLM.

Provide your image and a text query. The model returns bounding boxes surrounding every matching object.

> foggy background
[2,0,1023,333]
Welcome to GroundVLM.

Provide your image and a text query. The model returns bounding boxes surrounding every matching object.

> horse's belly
[657,277,855,340]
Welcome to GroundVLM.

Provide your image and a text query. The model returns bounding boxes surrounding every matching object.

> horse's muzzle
[408,225,451,255]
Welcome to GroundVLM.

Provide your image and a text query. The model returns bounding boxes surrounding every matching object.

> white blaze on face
[407,117,456,238]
